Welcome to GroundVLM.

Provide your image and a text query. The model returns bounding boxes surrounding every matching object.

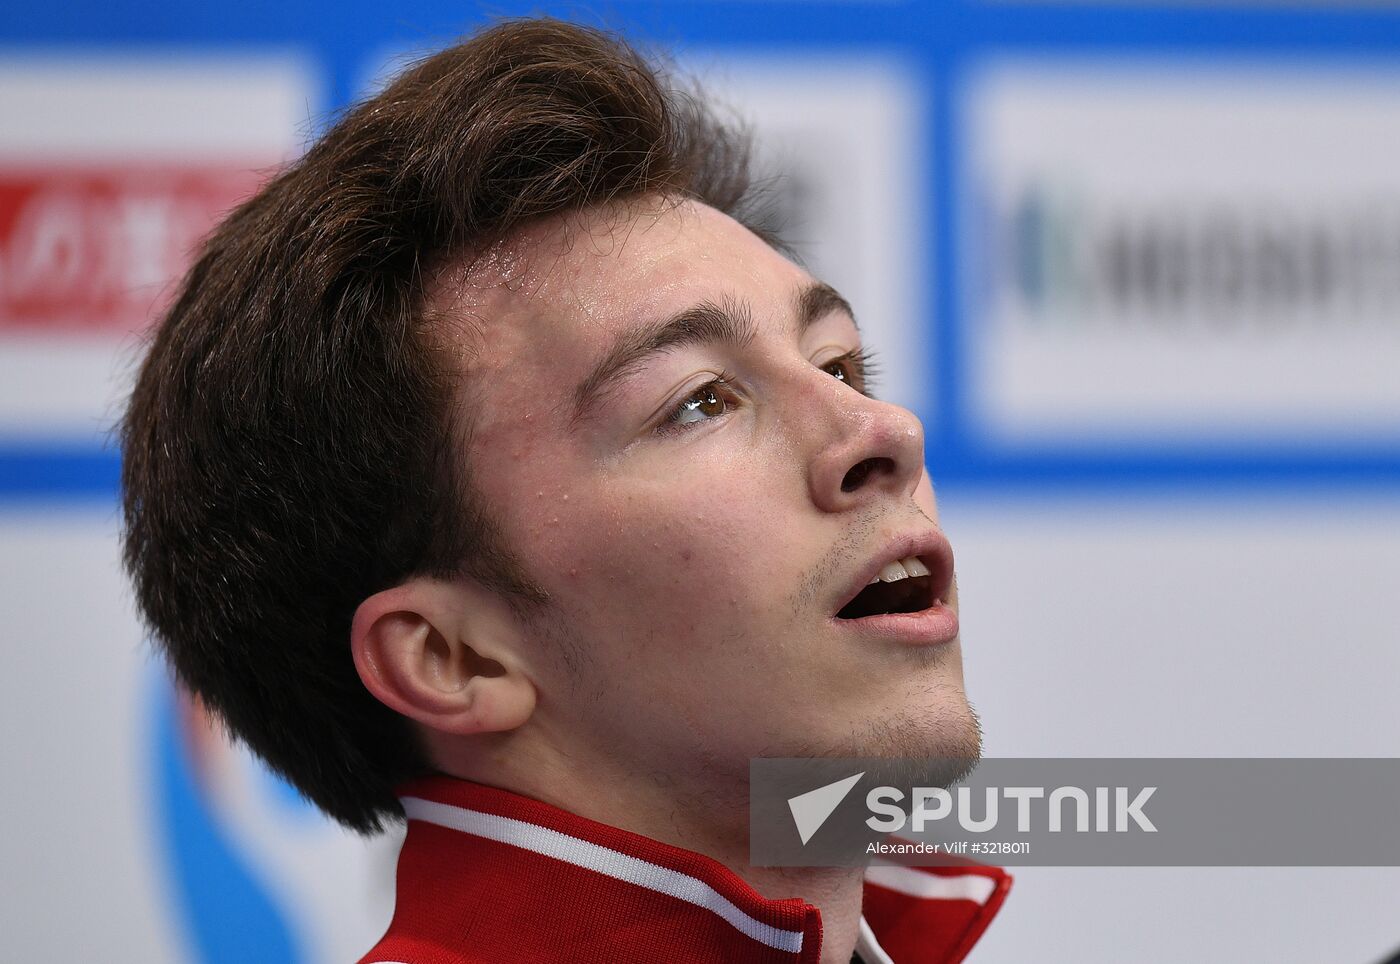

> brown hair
[120,17,757,832]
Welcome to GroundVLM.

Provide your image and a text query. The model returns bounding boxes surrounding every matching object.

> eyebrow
[795,282,856,335]
[570,281,856,425]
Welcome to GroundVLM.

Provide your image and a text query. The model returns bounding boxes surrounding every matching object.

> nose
[806,382,927,514]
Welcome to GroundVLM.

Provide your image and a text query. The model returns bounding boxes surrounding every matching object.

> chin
[840,689,984,789]
[899,692,982,757]
[792,684,980,749]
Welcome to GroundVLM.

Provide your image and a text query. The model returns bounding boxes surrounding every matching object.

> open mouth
[836,556,939,619]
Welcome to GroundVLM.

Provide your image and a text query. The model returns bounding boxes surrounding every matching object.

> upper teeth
[871,555,930,584]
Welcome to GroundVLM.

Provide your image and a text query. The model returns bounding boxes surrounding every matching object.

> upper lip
[832,528,955,617]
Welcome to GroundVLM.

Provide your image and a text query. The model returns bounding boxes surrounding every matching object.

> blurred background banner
[0,55,310,446]
[1,2,1398,963]
[964,61,1400,452]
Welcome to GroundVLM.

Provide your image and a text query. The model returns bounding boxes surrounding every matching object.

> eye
[819,346,879,397]
[822,358,855,385]
[661,376,736,432]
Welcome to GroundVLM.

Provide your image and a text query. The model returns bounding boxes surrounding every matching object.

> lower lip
[832,601,960,647]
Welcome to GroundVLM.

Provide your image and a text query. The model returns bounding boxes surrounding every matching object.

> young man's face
[442,197,978,790]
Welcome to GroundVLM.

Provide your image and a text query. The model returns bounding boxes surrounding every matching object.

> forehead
[431,199,812,397]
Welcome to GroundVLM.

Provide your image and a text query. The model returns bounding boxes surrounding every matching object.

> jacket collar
[360,776,1010,964]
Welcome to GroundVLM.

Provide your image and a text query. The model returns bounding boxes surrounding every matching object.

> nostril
[841,456,893,493]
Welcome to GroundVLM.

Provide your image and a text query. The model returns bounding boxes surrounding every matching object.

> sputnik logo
[787,772,864,845]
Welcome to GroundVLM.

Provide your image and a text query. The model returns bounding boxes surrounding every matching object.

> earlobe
[351,581,537,737]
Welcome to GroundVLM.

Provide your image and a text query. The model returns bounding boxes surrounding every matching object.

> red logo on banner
[0,164,268,332]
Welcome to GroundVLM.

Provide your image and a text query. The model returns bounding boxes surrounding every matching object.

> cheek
[545,476,775,641]
[571,495,735,600]
[480,430,800,654]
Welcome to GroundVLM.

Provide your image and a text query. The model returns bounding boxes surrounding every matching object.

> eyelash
[657,347,881,435]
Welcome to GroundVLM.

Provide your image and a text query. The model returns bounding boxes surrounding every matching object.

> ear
[351,577,537,737]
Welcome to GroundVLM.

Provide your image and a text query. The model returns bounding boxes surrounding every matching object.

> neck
[436,734,868,964]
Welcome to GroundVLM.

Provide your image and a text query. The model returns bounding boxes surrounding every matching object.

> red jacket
[360,777,1011,964]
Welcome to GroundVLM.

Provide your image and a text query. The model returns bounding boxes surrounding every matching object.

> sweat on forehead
[421,196,749,362]
[429,196,680,297]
